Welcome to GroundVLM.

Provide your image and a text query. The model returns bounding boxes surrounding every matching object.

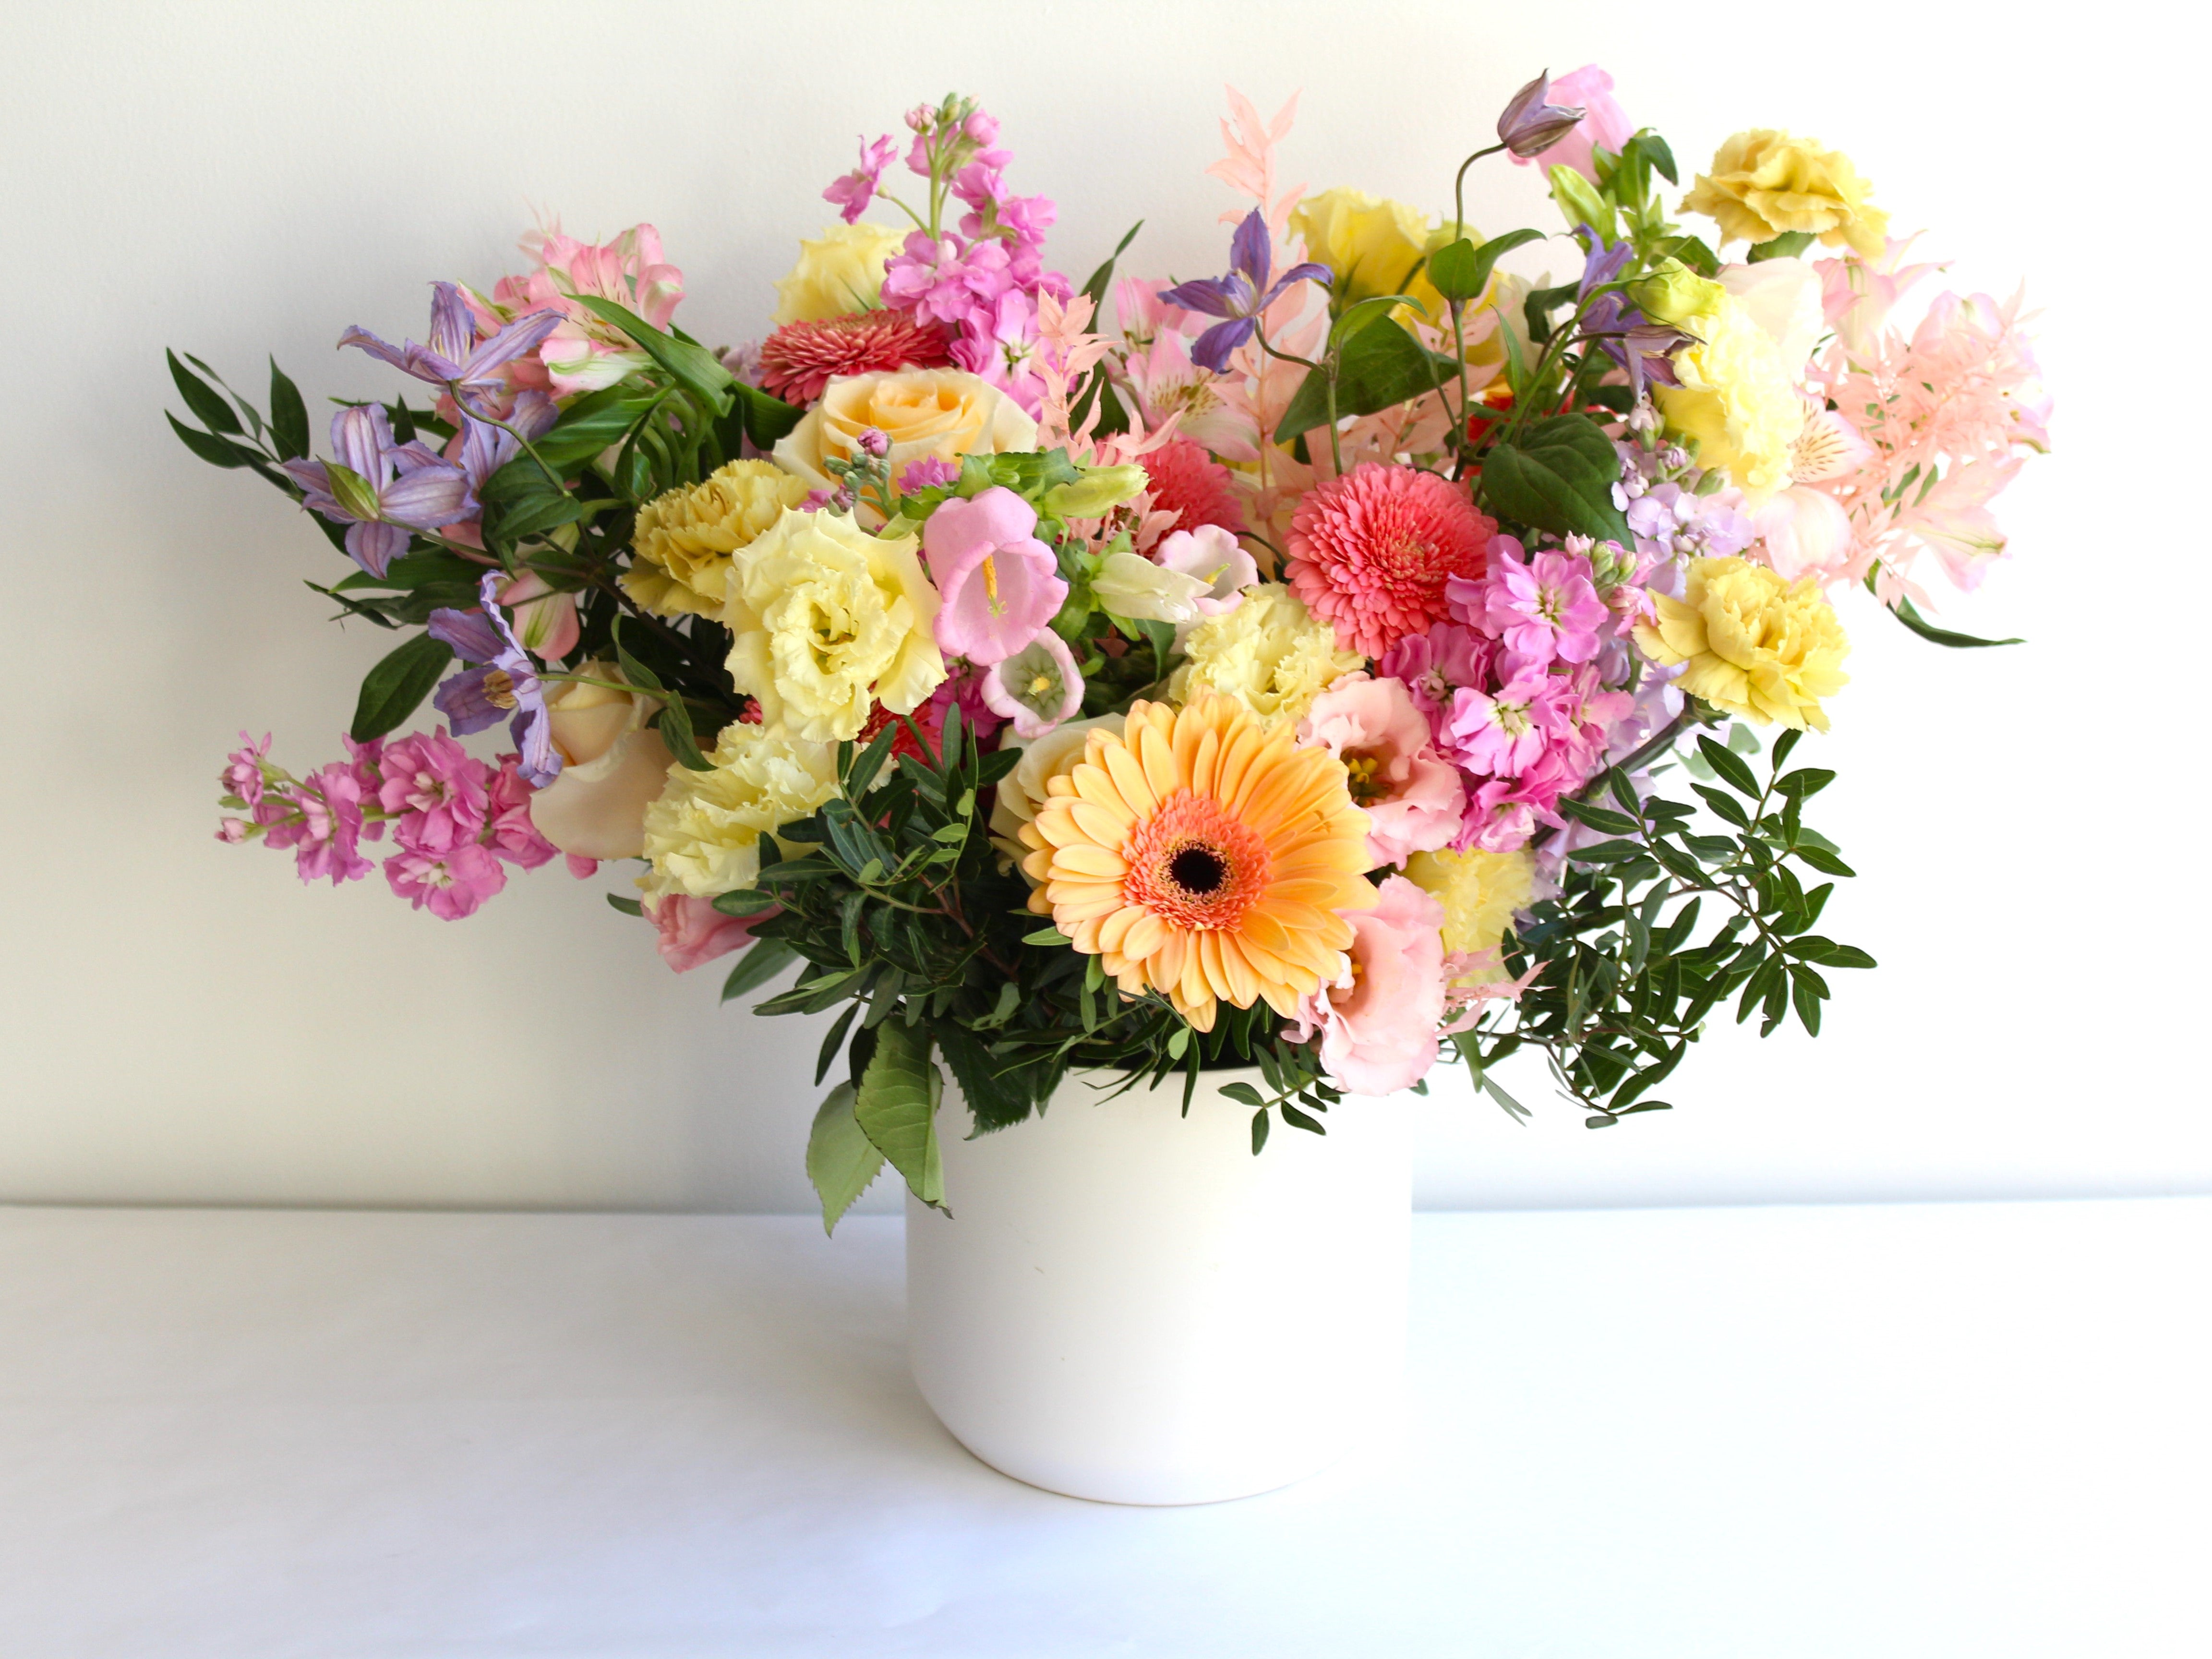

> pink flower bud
[855,426,890,458]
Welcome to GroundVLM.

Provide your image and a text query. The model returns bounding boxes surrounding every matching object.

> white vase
[905,1065,1411,1505]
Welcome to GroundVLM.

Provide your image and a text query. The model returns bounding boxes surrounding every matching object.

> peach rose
[770,368,1037,505]
[527,666,675,860]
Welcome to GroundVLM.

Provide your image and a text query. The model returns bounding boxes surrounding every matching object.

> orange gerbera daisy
[1018,692,1377,1032]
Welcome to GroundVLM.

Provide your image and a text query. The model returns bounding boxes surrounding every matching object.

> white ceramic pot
[905,1065,1411,1505]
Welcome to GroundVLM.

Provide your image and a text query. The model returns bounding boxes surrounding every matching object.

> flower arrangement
[179,75,2047,1227]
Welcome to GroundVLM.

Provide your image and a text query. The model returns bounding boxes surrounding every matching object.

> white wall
[1,0,2200,1213]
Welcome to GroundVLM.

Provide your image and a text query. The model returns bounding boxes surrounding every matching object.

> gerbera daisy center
[1168,844,1228,894]
[1122,789,1270,932]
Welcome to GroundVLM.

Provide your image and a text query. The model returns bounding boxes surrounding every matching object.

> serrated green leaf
[806,1082,884,1235]
[855,1020,943,1207]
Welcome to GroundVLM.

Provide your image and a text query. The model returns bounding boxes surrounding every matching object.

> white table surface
[1,1200,2204,1658]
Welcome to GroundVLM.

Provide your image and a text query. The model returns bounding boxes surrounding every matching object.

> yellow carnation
[1175,583,1363,725]
[1655,289,1805,498]
[1682,131,1889,259]
[1292,188,1454,321]
[772,223,906,324]
[1633,556,1851,731]
[1405,846,1535,985]
[771,368,1037,505]
[638,721,839,899]
[623,460,809,618]
[721,507,945,743]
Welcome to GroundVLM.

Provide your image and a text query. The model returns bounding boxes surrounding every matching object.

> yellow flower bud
[1041,465,1149,519]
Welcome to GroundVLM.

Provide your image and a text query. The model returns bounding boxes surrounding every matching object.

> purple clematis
[427,573,562,787]
[277,404,474,577]
[1496,71,1587,160]
[339,283,564,419]
[1157,210,1330,374]
[1570,230,1689,403]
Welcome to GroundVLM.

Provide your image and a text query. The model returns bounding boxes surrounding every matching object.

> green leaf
[806,1082,885,1236]
[572,294,735,416]
[1627,131,1678,185]
[168,349,241,435]
[720,938,798,1003]
[1791,844,1857,878]
[731,381,805,451]
[1889,593,2023,649]
[1561,797,1639,836]
[267,359,309,459]
[478,454,584,545]
[1651,233,1720,277]
[1692,783,1750,827]
[530,388,663,467]
[815,999,862,1086]
[609,621,711,771]
[1280,1103,1326,1135]
[1791,938,1876,970]
[1431,228,1544,305]
[1022,925,1070,947]
[709,890,775,915]
[1697,735,1761,797]
[1250,1108,1271,1155]
[1477,414,1634,544]
[166,411,257,470]
[1219,1082,1266,1108]
[1274,317,1450,442]
[349,632,453,742]
[604,893,644,917]
[1773,768,1836,799]
[854,1019,943,1207]
[1080,218,1144,309]
[1748,231,1816,263]
[938,1022,1034,1132]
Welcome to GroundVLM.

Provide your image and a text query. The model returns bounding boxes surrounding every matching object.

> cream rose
[526,666,677,861]
[986,713,1127,867]
[771,368,1038,502]
[771,223,906,325]
[721,507,946,743]
[638,721,841,900]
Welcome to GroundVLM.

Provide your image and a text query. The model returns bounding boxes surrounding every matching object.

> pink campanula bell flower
[923,486,1068,664]
[979,628,1082,740]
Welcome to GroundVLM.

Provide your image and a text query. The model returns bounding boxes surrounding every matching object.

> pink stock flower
[1456,776,1543,854]
[215,817,249,844]
[824,134,900,223]
[473,222,686,397]
[285,764,376,886]
[376,729,491,853]
[923,486,1068,663]
[1511,65,1635,184]
[645,893,778,973]
[883,231,1015,331]
[484,755,558,870]
[1286,463,1496,658]
[1154,525,1257,616]
[1300,675,1465,867]
[383,841,507,921]
[1444,672,1556,778]
[897,456,962,493]
[1289,874,1450,1096]
[221,732,271,809]
[1460,541,1609,669]
[1378,624,1496,731]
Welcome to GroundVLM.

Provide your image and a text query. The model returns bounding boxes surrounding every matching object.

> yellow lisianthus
[1682,132,1889,258]
[721,508,946,743]
[1634,556,1851,731]
[1405,847,1535,985]
[624,460,810,618]
[1174,583,1364,726]
[1292,188,1454,320]
[638,721,840,899]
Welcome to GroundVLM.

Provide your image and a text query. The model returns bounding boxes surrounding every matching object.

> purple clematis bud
[1157,209,1330,374]
[427,573,562,787]
[1497,70,1587,160]
[276,404,474,577]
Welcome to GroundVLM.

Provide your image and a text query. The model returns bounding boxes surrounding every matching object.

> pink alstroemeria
[1153,525,1257,616]
[1460,541,1609,669]
[469,223,686,397]
[824,134,900,224]
[924,486,1068,663]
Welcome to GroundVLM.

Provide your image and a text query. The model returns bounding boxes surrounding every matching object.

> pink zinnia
[756,311,955,406]
[1140,436,1247,537]
[1286,463,1494,659]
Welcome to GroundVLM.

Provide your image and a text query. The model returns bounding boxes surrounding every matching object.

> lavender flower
[276,405,473,577]
[1568,232,1689,402]
[1496,71,1587,160]
[426,573,561,787]
[339,283,563,417]
[1157,209,1330,374]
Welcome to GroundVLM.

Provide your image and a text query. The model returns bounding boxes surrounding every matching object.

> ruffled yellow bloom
[624,460,809,618]
[772,223,906,324]
[1018,693,1376,1032]
[1176,583,1363,726]
[1634,556,1851,731]
[1290,187,1492,328]
[1404,847,1535,986]
[1655,289,1805,498]
[721,508,945,743]
[1683,131,1889,258]
[638,721,839,899]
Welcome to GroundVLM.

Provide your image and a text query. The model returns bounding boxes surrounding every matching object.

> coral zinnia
[1285,462,1494,658]
[1139,435,1248,537]
[1018,692,1376,1032]
[756,311,954,406]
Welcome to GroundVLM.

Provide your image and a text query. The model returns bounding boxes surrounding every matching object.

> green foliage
[349,632,452,742]
[854,1019,943,1207]
[806,1082,886,1233]
[1428,228,1543,304]
[1476,415,1634,544]
[1889,592,2023,649]
[1458,718,1877,1125]
[1274,316,1455,442]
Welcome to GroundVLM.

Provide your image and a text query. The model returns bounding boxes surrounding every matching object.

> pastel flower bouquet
[181,74,2046,1228]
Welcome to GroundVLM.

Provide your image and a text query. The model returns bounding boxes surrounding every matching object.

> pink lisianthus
[471,223,685,397]
[1510,65,1635,184]
[1153,525,1257,616]
[645,893,779,974]
[923,486,1068,663]
[484,755,559,870]
[1458,540,1609,671]
[1299,675,1465,867]
[1288,875,1450,1096]
[376,728,491,853]
[383,841,507,921]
